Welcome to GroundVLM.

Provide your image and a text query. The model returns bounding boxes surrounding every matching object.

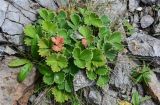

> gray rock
[31,89,53,105]
[102,86,118,105]
[109,54,137,92]
[129,0,140,12]
[73,71,95,91]
[141,99,156,105]
[140,15,154,28]
[4,46,16,55]
[0,0,9,26]
[6,34,23,45]
[2,19,23,35]
[141,0,157,4]
[91,0,127,21]
[148,71,160,102]
[154,23,160,33]
[88,88,102,105]
[35,0,57,10]
[0,57,36,105]
[127,32,160,56]
[0,46,5,56]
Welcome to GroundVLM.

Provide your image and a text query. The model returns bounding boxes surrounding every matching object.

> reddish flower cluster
[51,36,64,52]
[81,38,87,47]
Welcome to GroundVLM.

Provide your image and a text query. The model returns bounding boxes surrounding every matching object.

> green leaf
[79,26,93,44]
[38,63,52,75]
[46,54,68,72]
[84,13,103,27]
[39,8,55,21]
[101,15,110,25]
[24,37,32,46]
[95,66,110,75]
[70,13,81,26]
[109,32,122,43]
[96,75,109,87]
[54,72,65,84]
[57,10,67,19]
[18,63,33,82]
[65,79,72,92]
[8,58,30,67]
[24,25,37,38]
[52,88,70,103]
[38,38,51,57]
[99,27,110,39]
[31,36,39,59]
[43,74,54,85]
[86,71,97,80]
[39,8,48,19]
[105,50,117,61]
[67,21,76,29]
[74,59,86,68]
[80,49,93,61]
[132,92,140,105]
[42,21,58,34]
[91,49,106,67]
[72,47,81,59]
[73,48,93,68]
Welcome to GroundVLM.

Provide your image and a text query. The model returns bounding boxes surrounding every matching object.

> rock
[141,0,157,4]
[109,54,137,93]
[35,0,57,10]
[148,71,160,102]
[141,99,156,105]
[0,0,9,26]
[129,0,140,12]
[0,57,36,105]
[154,23,160,33]
[2,19,23,35]
[30,89,53,105]
[102,86,118,105]
[127,32,160,57]
[0,46,5,56]
[4,46,16,55]
[73,71,95,91]
[92,0,127,21]
[140,15,154,28]
[88,88,102,105]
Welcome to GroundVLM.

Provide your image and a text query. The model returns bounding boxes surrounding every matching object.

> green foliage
[123,20,134,36]
[132,91,151,105]
[18,62,33,82]
[8,7,123,103]
[8,58,30,67]
[52,88,70,103]
[131,65,151,84]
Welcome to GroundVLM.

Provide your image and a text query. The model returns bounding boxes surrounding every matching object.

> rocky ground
[0,0,160,105]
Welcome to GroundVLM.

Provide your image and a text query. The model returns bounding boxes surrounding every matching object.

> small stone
[140,15,154,28]
[73,71,95,91]
[88,89,102,105]
[136,7,143,11]
[154,23,160,33]
[129,0,140,12]
[4,46,16,55]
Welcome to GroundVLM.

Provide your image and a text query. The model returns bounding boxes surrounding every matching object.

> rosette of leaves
[8,7,123,103]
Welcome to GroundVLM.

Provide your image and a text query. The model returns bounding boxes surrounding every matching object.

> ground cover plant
[8,6,123,104]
